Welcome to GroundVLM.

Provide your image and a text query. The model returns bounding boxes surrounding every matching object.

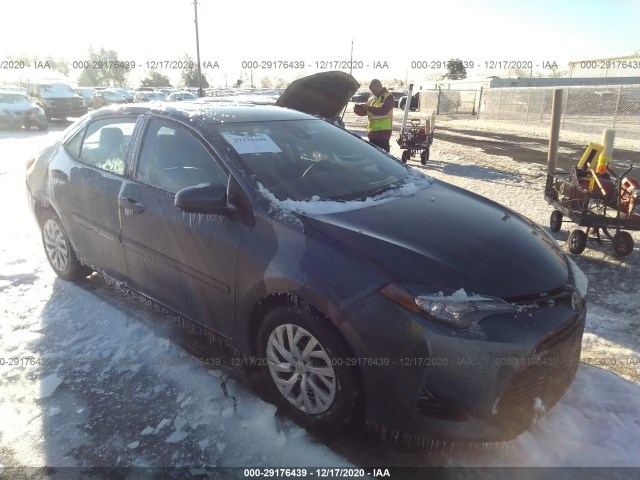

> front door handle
[118,197,145,214]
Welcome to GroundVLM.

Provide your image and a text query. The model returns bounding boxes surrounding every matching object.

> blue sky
[1,0,638,85]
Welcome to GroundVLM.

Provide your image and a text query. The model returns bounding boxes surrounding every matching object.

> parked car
[27,82,87,120]
[134,91,167,103]
[166,91,198,102]
[111,88,134,103]
[390,90,408,108]
[92,89,129,109]
[0,91,48,130]
[350,91,370,103]
[399,91,420,111]
[1,85,28,95]
[26,102,587,443]
[74,87,97,109]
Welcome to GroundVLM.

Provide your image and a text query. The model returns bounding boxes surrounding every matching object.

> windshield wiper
[335,182,398,202]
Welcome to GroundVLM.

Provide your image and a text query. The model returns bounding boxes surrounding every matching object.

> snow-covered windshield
[37,83,76,98]
[214,119,408,202]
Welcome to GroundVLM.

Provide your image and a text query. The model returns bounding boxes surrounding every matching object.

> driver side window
[137,120,228,194]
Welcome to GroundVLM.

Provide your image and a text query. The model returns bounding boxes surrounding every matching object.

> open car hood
[276,71,360,119]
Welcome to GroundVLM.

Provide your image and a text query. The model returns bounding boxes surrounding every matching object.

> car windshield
[213,119,408,202]
[148,93,165,100]
[0,93,31,104]
[38,83,76,98]
[103,91,121,99]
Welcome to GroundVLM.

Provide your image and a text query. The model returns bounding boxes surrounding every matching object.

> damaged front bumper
[336,288,585,443]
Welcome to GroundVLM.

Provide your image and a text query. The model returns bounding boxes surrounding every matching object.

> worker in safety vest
[354,79,394,152]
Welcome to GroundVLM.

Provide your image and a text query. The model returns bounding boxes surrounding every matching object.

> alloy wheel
[43,218,69,273]
[266,324,337,414]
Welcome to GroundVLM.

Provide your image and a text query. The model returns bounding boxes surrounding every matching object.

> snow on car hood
[276,71,360,119]
[300,180,570,299]
[258,169,434,215]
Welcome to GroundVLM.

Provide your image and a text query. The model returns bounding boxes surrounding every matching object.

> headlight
[381,283,516,329]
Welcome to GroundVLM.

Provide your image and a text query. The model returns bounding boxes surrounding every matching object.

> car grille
[498,315,584,412]
[50,98,83,108]
[507,286,572,308]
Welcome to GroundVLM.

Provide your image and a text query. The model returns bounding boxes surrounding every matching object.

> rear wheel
[567,229,587,255]
[612,231,634,257]
[401,150,410,163]
[40,211,92,281]
[257,304,361,428]
[420,149,429,165]
[549,210,562,232]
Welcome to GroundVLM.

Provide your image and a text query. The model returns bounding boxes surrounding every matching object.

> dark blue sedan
[26,103,587,443]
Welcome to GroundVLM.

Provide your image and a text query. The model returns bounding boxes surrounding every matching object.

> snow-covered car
[0,91,48,130]
[26,103,587,443]
[27,82,87,120]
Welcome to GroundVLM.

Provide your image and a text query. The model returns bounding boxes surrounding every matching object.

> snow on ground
[1,118,639,470]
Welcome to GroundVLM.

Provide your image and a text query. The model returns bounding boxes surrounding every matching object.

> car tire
[38,123,49,131]
[567,229,587,255]
[612,231,634,257]
[257,304,362,428]
[40,211,92,281]
[549,210,563,232]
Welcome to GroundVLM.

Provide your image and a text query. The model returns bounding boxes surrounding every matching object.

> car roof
[89,102,315,124]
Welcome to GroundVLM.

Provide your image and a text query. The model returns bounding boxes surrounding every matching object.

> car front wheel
[257,304,362,428]
[40,212,92,281]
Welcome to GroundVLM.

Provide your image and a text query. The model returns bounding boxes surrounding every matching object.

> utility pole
[349,39,354,76]
[192,0,204,97]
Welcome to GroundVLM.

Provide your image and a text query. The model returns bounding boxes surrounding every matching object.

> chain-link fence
[479,85,640,140]
[418,89,479,115]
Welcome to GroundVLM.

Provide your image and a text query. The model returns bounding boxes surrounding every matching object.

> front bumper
[336,290,585,442]
[0,112,47,129]
[47,107,88,118]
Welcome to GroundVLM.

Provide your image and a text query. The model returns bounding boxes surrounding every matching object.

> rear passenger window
[65,118,137,175]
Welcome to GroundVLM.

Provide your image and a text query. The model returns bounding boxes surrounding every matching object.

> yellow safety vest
[367,92,393,132]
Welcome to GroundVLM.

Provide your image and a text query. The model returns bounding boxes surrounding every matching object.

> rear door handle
[51,169,68,182]
[118,197,145,214]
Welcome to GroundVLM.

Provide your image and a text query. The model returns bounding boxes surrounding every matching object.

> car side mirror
[175,183,228,214]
